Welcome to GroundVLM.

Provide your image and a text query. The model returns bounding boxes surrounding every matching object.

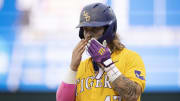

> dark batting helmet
[76,3,117,44]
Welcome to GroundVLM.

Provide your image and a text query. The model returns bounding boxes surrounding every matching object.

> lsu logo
[83,11,90,22]
[135,70,145,80]
[98,48,105,55]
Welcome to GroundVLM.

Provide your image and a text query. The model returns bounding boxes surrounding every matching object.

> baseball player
[56,2,146,101]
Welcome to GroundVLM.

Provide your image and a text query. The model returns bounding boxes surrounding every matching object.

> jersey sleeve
[124,52,146,92]
[76,58,91,79]
[76,60,85,79]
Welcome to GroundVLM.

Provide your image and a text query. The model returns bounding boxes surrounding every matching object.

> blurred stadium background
[0,0,180,101]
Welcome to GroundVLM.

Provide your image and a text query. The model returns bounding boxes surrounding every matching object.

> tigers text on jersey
[76,48,146,101]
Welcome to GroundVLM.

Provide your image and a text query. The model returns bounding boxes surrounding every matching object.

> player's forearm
[104,63,141,101]
[111,75,141,101]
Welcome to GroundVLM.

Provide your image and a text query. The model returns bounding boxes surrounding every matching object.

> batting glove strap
[104,64,122,82]
[103,58,114,67]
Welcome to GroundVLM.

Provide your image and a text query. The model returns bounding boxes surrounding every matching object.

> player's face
[83,27,104,40]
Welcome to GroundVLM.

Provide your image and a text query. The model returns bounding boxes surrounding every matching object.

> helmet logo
[83,11,90,22]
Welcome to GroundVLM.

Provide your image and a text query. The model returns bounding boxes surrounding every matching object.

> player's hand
[70,39,88,71]
[87,38,113,67]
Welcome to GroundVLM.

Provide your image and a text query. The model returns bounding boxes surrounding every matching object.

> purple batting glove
[87,38,114,67]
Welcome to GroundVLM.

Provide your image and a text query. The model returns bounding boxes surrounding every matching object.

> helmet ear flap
[98,20,117,44]
[79,27,84,39]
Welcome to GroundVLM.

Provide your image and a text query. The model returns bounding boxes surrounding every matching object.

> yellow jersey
[76,48,146,101]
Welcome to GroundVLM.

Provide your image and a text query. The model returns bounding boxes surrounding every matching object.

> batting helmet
[76,3,117,44]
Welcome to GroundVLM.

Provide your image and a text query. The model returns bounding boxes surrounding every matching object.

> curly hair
[108,33,125,52]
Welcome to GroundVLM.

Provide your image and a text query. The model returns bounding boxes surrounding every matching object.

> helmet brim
[76,21,109,28]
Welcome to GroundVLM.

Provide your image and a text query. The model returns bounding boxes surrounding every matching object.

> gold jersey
[76,48,146,101]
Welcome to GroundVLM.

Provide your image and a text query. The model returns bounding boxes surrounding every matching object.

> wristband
[63,68,77,84]
[104,64,122,82]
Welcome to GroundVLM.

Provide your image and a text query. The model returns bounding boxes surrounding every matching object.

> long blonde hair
[108,33,125,52]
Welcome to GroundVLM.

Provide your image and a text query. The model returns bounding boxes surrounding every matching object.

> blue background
[0,0,180,93]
